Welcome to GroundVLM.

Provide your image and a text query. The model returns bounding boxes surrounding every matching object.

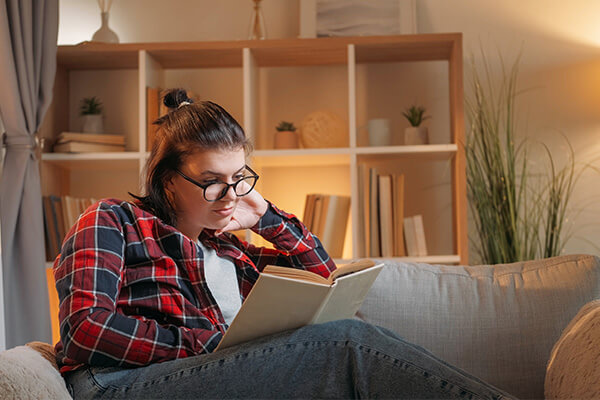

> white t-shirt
[198,240,242,326]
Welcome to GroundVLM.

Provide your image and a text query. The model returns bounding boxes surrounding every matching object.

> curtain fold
[0,0,58,348]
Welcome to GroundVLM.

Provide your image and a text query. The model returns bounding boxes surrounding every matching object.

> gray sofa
[357,254,600,399]
[1,254,599,399]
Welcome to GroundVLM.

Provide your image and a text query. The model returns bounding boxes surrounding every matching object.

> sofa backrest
[357,254,600,400]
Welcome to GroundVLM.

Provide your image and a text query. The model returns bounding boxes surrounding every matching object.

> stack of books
[42,195,97,261]
[53,132,125,153]
[357,166,428,258]
[302,194,351,258]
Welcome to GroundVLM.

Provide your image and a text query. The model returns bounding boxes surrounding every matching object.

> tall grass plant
[465,51,577,264]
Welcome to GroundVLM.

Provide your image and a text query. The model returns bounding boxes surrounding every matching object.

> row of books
[302,194,351,258]
[357,166,427,258]
[42,195,97,261]
[53,131,125,153]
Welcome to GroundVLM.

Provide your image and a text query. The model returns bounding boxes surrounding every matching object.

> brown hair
[131,89,251,225]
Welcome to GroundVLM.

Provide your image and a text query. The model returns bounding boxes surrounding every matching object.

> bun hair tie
[178,101,191,108]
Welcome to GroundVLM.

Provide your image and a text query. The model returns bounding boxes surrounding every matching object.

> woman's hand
[216,188,268,234]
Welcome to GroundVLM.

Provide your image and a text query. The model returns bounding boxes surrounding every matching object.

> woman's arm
[55,201,222,367]
[231,201,337,277]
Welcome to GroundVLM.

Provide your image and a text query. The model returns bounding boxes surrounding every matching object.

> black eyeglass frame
[175,165,260,202]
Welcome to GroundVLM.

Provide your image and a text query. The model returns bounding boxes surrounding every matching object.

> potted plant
[274,121,299,149]
[80,96,104,134]
[402,105,430,145]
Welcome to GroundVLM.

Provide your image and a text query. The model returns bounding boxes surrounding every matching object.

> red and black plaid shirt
[54,198,335,374]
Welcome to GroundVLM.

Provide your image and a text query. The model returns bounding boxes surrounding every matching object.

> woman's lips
[213,207,233,217]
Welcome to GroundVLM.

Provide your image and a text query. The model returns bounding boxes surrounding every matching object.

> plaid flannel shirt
[54,198,335,374]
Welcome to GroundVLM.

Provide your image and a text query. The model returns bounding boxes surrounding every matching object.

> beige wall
[58,0,600,260]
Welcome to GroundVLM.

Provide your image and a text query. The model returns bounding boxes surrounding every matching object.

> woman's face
[166,147,246,238]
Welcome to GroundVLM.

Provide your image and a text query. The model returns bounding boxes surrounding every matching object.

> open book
[216,259,384,350]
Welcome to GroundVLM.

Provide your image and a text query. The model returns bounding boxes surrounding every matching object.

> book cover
[49,195,66,245]
[403,216,418,257]
[392,174,406,257]
[320,195,351,258]
[413,214,428,256]
[368,168,380,257]
[378,174,394,257]
[357,164,369,258]
[146,86,160,151]
[53,141,125,153]
[302,194,317,231]
[216,259,383,350]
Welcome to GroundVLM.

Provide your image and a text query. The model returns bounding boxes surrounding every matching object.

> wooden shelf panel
[57,33,461,70]
[252,149,351,167]
[58,42,140,69]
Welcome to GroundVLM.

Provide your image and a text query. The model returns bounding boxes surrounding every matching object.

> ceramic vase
[92,12,119,43]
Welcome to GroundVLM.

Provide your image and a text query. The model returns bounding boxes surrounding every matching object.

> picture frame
[299,0,417,38]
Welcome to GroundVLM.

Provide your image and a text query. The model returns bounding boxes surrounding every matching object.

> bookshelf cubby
[40,34,467,264]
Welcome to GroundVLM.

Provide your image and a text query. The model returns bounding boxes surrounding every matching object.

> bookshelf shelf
[41,33,467,265]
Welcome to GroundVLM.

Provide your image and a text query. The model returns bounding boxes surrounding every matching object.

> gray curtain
[0,0,58,348]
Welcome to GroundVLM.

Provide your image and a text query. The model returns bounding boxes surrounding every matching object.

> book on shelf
[53,141,125,153]
[413,214,428,256]
[392,174,406,257]
[302,193,351,258]
[216,259,384,351]
[378,174,394,257]
[361,167,406,258]
[56,132,125,146]
[357,164,369,258]
[368,167,380,257]
[42,195,97,260]
[146,86,160,151]
[403,214,427,257]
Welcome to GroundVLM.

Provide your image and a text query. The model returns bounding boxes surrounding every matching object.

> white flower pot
[82,114,104,134]
[404,126,429,145]
[274,130,299,149]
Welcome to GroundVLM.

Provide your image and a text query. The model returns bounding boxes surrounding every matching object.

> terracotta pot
[274,130,299,149]
[404,126,429,145]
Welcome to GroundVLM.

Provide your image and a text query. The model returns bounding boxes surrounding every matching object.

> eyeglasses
[175,165,259,202]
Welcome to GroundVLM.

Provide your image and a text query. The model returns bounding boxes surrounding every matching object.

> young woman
[55,89,512,399]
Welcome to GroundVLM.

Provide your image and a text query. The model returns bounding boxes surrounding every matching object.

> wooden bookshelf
[40,33,467,264]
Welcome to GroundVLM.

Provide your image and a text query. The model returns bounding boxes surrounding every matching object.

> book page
[312,263,384,324]
[262,265,330,285]
[216,274,331,350]
[328,259,376,282]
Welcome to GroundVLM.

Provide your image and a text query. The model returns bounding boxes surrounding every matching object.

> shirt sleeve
[236,201,337,278]
[54,202,222,368]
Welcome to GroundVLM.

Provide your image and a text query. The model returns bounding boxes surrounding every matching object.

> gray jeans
[64,319,515,399]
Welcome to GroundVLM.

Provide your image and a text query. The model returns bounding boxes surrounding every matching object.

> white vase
[82,114,104,134]
[404,126,429,145]
[367,118,391,146]
[274,130,299,149]
[92,12,119,43]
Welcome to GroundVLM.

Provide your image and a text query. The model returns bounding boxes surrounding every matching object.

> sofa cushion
[545,299,600,399]
[357,254,600,400]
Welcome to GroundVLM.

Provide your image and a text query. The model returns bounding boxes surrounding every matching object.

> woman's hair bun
[163,88,193,109]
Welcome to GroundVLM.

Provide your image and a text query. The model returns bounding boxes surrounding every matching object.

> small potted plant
[80,96,104,134]
[274,121,299,149]
[402,105,430,145]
